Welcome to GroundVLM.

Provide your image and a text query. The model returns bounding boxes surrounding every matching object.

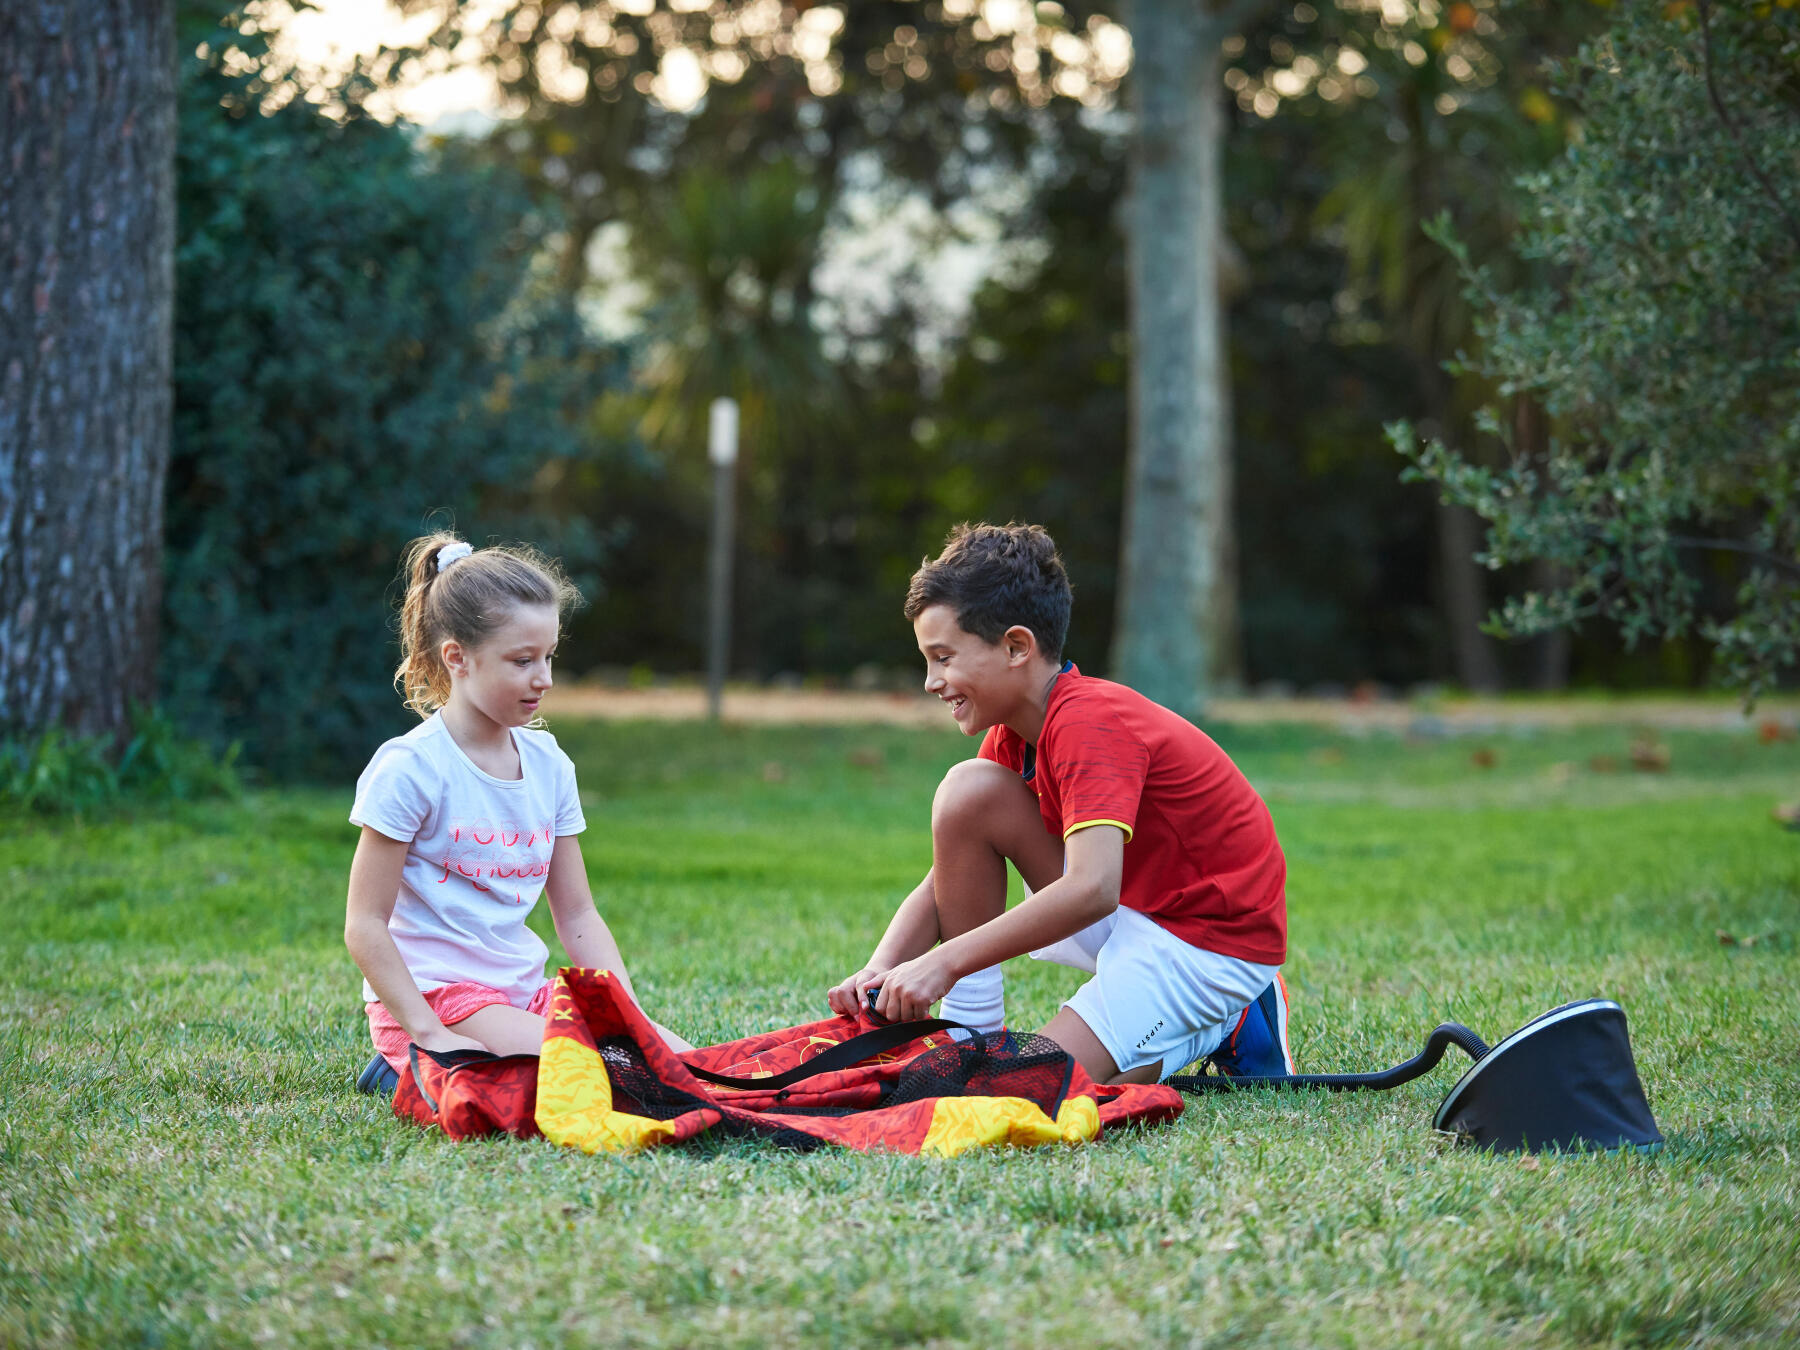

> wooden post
[705,397,739,721]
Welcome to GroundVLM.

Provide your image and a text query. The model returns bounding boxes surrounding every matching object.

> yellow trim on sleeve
[1063,818,1133,841]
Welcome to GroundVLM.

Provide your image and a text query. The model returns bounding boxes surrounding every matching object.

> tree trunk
[1528,557,1572,690]
[1420,379,1501,693]
[1113,0,1240,718]
[0,0,175,741]
[1398,83,1500,695]
[1436,499,1503,692]
[1514,396,1569,689]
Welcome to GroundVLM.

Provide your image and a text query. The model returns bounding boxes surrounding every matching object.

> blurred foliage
[405,0,1136,678]
[1234,0,1598,689]
[1394,1,1800,702]
[156,0,1780,758]
[0,705,240,816]
[430,0,1630,689]
[166,9,639,776]
[399,0,1126,257]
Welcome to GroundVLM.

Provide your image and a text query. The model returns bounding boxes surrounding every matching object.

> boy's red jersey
[979,666,1287,965]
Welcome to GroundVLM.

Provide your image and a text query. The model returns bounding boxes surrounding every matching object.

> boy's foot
[1207,977,1295,1078]
[355,1052,399,1097]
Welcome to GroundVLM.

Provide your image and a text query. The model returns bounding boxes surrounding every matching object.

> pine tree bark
[1113,0,1243,718]
[0,1,176,740]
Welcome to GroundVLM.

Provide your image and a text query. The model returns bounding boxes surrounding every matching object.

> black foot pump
[1169,998,1663,1155]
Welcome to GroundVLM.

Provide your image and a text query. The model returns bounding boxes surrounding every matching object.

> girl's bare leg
[445,1004,543,1057]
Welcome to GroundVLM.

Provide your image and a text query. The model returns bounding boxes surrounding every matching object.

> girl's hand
[827,966,888,1019]
[412,1024,489,1056]
[873,951,956,1023]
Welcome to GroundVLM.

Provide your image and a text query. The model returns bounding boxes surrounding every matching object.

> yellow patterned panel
[535,1034,680,1155]
[917,1093,1102,1158]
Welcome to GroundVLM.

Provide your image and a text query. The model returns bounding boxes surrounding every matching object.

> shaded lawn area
[2,718,1797,1347]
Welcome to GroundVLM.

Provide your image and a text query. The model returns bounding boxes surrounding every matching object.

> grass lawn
[2,716,1797,1347]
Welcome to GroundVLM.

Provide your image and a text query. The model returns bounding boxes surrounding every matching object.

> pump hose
[1166,1022,1491,1095]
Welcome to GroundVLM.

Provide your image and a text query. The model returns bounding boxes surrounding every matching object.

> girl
[347,533,690,1089]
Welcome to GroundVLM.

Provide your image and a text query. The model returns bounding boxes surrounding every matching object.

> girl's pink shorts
[366,980,555,1072]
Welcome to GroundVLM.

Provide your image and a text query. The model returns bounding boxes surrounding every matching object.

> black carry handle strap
[406,1042,502,1115]
[683,1018,969,1091]
[1166,1022,1490,1095]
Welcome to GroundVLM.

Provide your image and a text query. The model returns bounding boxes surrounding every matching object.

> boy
[826,523,1293,1085]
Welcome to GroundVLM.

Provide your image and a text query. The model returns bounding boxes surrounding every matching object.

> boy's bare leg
[928,759,1065,937]
[927,759,1065,1031]
[933,762,1160,1086]
[1040,1006,1161,1086]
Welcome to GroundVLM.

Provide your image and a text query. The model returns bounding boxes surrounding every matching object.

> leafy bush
[0,706,241,816]
[165,24,632,778]
[1393,3,1800,700]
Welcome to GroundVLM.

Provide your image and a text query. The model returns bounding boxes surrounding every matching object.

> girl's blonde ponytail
[392,533,580,718]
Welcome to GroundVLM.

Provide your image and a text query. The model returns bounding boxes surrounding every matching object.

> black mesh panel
[885,1030,1074,1118]
[591,1030,1077,1154]
[596,1037,835,1151]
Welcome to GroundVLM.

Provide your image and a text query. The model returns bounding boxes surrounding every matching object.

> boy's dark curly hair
[904,523,1072,662]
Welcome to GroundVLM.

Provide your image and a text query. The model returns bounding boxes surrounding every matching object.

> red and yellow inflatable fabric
[394,968,1183,1157]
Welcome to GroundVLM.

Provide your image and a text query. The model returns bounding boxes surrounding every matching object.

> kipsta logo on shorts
[1136,1019,1165,1051]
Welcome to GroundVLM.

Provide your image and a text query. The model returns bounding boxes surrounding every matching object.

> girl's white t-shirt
[349,714,586,1006]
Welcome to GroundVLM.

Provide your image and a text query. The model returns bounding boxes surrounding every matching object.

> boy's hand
[828,966,888,1019]
[874,950,957,1023]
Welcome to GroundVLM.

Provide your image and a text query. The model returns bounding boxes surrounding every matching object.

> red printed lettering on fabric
[436,819,558,903]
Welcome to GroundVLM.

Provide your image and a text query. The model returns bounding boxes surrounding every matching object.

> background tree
[393,2,1139,666]
[1228,0,1593,691]
[135,0,1758,739]
[1393,1,1800,701]
[932,114,1132,669]
[165,14,632,775]
[0,0,177,742]
[1113,0,1266,713]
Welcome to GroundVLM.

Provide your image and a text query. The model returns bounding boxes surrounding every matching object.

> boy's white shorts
[1031,906,1278,1081]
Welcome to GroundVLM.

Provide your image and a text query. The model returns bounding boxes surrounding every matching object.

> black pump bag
[1432,999,1661,1153]
[1172,997,1663,1155]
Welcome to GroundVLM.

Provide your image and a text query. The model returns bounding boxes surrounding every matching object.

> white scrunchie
[436,541,474,573]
